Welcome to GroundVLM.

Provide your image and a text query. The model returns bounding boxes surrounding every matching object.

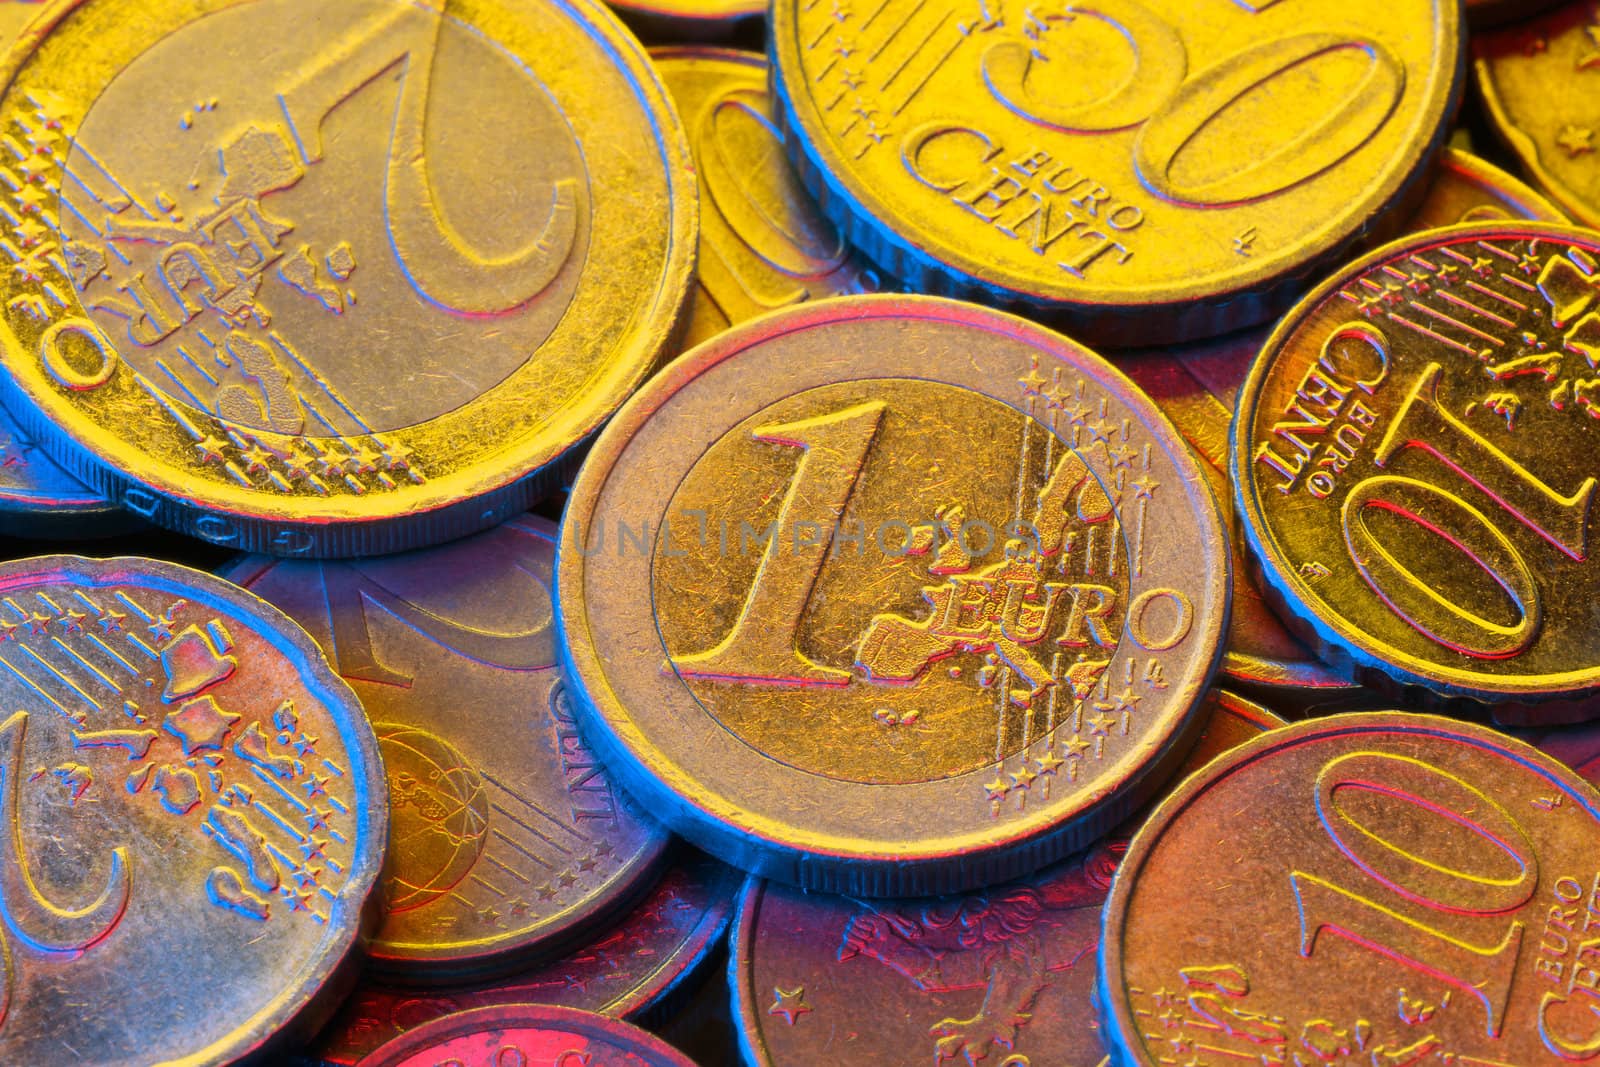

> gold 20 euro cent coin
[1099,712,1600,1067]
[0,0,694,557]
[1476,2,1600,230]
[770,0,1463,345]
[557,294,1229,896]
[1233,222,1600,720]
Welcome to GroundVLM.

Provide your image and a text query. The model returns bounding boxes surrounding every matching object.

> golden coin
[771,0,1463,345]
[558,294,1229,895]
[653,48,877,353]
[1233,221,1600,715]
[1477,2,1600,230]
[0,0,694,557]
[731,690,1281,1067]
[1119,149,1562,699]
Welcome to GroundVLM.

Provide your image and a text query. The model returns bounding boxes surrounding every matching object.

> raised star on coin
[1100,712,1600,1066]
[1478,7,1600,229]
[1116,148,1563,705]
[732,690,1283,1067]
[0,555,384,1065]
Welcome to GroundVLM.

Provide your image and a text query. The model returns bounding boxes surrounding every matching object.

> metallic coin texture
[222,516,666,981]
[654,48,877,353]
[559,294,1230,895]
[732,690,1281,1067]
[1099,712,1600,1067]
[0,554,385,1065]
[355,1004,697,1067]
[309,850,741,1065]
[1477,3,1600,229]
[0,0,694,557]
[1120,150,1562,699]
[1233,222,1600,715]
[770,0,1463,345]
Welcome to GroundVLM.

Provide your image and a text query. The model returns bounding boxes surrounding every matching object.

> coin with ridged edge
[0,554,385,1065]
[731,689,1282,1067]
[221,515,668,982]
[0,0,694,557]
[354,1004,698,1067]
[770,0,1463,345]
[1118,149,1563,704]
[1099,712,1600,1067]
[1233,221,1600,720]
[557,293,1229,896]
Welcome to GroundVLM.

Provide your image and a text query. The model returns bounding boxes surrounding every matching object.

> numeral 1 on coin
[671,401,885,686]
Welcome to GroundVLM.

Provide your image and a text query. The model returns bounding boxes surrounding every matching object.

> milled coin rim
[557,293,1229,895]
[1232,219,1600,703]
[769,0,1463,321]
[0,553,388,1065]
[0,0,697,557]
[1096,710,1600,1067]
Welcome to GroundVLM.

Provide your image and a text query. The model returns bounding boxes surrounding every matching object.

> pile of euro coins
[6,0,1600,1062]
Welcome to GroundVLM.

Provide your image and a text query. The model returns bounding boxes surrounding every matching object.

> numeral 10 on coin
[1340,352,1594,658]
[1289,752,1535,1037]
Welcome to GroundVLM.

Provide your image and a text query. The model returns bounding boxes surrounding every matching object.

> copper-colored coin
[1120,150,1562,701]
[0,554,385,1064]
[0,0,694,557]
[1477,2,1600,228]
[1233,221,1600,717]
[1099,712,1600,1067]
[222,515,666,981]
[731,690,1282,1067]
[355,1004,696,1067]
[653,48,876,353]
[770,0,1463,345]
[559,294,1229,895]
[309,849,741,1065]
